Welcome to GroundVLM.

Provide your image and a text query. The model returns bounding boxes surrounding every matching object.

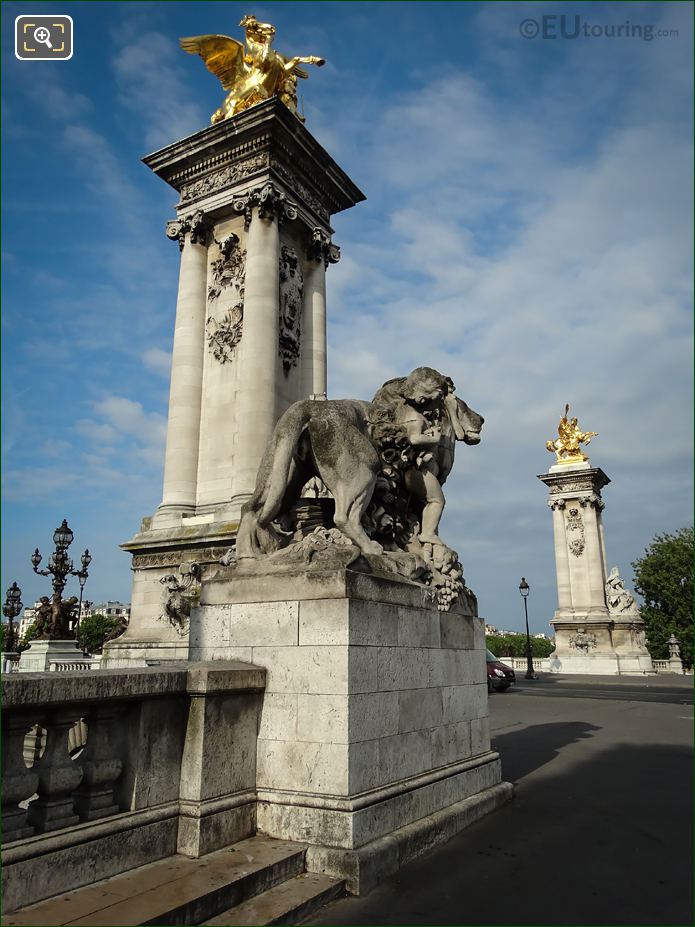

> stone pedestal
[106,100,363,668]
[538,462,653,675]
[191,560,512,893]
[18,640,82,673]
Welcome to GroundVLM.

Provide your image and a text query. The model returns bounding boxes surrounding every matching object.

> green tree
[631,526,693,669]
[485,633,554,659]
[77,613,123,654]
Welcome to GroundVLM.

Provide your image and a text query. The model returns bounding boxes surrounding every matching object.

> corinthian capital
[579,492,605,510]
[165,211,212,250]
[548,496,566,511]
[308,228,341,268]
[233,183,298,230]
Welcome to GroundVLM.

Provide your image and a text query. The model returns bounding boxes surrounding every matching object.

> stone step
[203,872,344,926]
[1,836,307,927]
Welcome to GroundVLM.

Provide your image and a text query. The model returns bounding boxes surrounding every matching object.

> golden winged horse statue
[180,14,325,124]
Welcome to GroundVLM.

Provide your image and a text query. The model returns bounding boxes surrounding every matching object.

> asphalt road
[308,674,693,926]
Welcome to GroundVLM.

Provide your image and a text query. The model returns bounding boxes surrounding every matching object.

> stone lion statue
[235,368,484,611]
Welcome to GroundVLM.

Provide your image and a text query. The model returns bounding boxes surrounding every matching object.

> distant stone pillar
[538,461,653,675]
[155,212,210,523]
[231,187,295,507]
[302,229,340,398]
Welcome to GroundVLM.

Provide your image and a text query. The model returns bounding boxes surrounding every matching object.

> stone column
[581,495,608,611]
[549,499,572,612]
[231,187,293,507]
[155,212,210,522]
[302,230,340,398]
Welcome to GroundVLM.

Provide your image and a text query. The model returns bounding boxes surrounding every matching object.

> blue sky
[2,1,692,633]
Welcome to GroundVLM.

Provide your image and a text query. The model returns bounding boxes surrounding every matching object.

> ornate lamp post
[2,582,22,653]
[519,577,536,680]
[31,519,91,639]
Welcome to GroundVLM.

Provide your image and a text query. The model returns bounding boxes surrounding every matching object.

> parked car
[486,649,516,692]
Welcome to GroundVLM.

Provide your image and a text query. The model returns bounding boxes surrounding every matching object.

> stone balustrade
[1,661,265,912]
[504,656,684,675]
[48,659,102,672]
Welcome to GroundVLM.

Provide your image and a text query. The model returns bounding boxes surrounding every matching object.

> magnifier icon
[34,26,53,49]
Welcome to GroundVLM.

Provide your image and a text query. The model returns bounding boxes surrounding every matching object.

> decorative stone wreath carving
[278,245,303,372]
[566,506,585,557]
[569,630,597,652]
[206,233,247,364]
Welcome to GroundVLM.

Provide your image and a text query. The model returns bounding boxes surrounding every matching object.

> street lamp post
[3,582,22,653]
[31,519,91,639]
[519,577,535,680]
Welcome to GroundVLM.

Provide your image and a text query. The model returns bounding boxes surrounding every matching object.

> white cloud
[112,31,208,150]
[142,347,172,377]
[93,396,166,449]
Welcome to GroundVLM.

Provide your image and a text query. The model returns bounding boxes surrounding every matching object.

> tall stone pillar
[538,461,653,675]
[301,229,341,398]
[231,197,283,508]
[154,213,210,525]
[106,99,365,667]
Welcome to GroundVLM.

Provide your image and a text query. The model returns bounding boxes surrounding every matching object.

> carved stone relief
[278,245,303,372]
[160,563,202,637]
[272,162,330,222]
[206,233,247,364]
[569,630,597,652]
[180,153,269,204]
[566,507,585,557]
[131,547,224,570]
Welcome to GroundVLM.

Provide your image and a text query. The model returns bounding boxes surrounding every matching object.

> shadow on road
[492,720,600,781]
[309,741,692,926]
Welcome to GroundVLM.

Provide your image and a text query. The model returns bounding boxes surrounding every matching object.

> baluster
[27,708,84,832]
[73,706,123,821]
[23,724,45,767]
[2,713,39,841]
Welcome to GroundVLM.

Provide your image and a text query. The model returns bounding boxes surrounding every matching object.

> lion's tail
[257,402,312,527]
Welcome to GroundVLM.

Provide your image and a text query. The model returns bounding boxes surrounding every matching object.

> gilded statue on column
[546,404,598,464]
[180,15,325,124]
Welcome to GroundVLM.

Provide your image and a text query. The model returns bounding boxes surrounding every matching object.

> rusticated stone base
[549,617,655,675]
[192,559,512,892]
[304,781,513,895]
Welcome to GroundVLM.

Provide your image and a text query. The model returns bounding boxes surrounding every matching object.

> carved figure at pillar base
[234,368,484,611]
[605,566,639,616]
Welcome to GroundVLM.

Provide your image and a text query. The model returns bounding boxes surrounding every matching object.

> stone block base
[101,638,190,668]
[2,805,179,912]
[257,752,509,893]
[304,781,513,894]
[193,560,511,893]
[18,640,82,673]
[178,792,257,858]
[550,619,655,675]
